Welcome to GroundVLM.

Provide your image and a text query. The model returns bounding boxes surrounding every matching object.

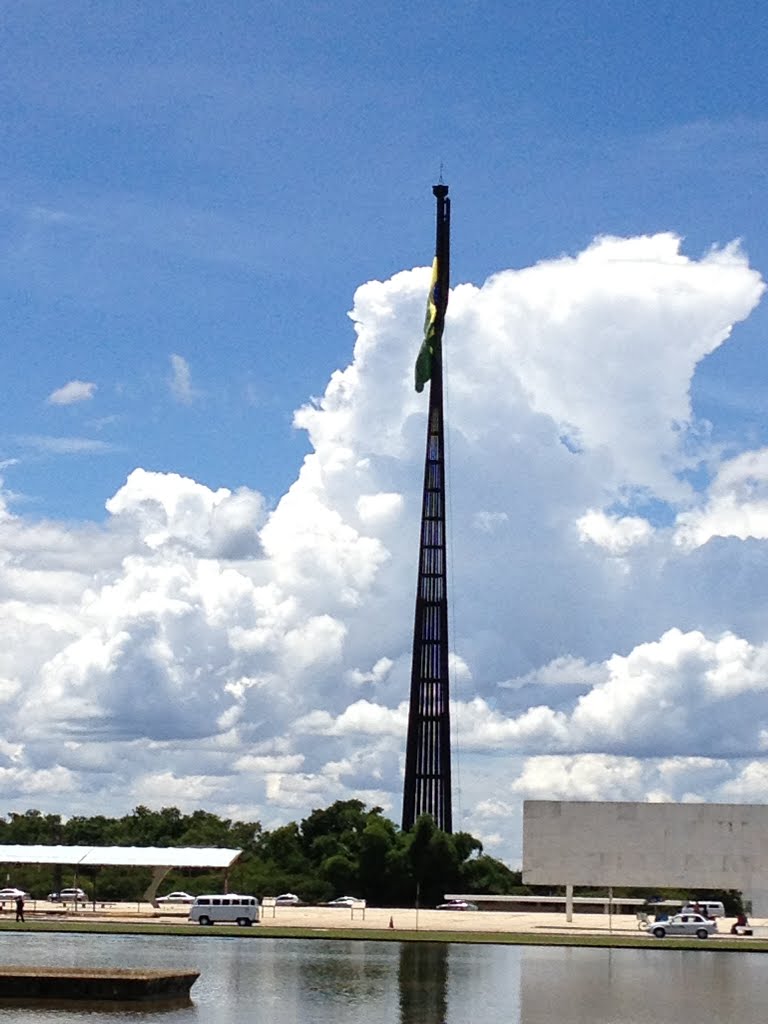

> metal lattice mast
[402,183,453,833]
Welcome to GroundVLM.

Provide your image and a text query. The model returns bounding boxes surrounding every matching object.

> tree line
[0,800,524,906]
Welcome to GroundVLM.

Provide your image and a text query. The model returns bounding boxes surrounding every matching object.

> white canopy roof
[0,845,240,868]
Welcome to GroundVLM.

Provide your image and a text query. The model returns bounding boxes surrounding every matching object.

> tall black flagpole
[402,184,453,834]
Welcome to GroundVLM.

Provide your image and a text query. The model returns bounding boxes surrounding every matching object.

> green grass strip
[2,919,768,952]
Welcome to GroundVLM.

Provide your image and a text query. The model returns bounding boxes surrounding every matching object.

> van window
[683,901,724,917]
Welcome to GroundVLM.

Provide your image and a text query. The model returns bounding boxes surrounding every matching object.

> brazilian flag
[414,258,446,393]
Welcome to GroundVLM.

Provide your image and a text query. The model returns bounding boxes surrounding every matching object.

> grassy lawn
[2,918,768,951]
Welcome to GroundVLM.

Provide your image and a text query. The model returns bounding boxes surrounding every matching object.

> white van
[681,900,725,918]
[188,894,259,926]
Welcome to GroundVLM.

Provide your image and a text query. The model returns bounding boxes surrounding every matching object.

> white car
[0,887,28,901]
[274,893,300,905]
[155,891,195,904]
[436,900,478,911]
[326,896,360,907]
[48,888,88,902]
[648,912,717,939]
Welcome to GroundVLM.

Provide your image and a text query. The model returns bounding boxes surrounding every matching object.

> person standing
[15,895,24,922]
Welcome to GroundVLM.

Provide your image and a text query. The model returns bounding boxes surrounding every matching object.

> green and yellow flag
[414,257,446,393]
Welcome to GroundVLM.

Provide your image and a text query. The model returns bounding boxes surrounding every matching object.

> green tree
[358,817,398,905]
[406,815,459,905]
[320,853,358,894]
[460,855,524,894]
[5,810,63,844]
[300,799,371,861]
[255,823,309,875]
[62,815,117,845]
[0,800,516,907]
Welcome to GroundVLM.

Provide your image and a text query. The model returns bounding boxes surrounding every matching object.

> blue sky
[2,1,768,861]
[3,0,767,519]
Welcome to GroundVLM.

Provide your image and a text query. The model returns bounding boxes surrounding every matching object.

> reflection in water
[291,939,396,1021]
[2,932,768,1023]
[0,996,190,1014]
[519,946,768,1024]
[399,942,448,1024]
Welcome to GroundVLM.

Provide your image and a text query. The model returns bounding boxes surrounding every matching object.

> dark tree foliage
[461,854,525,893]
[0,802,502,906]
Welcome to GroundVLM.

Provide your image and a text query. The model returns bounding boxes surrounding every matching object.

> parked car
[681,900,725,918]
[0,887,29,901]
[274,893,300,905]
[436,900,478,911]
[48,888,88,902]
[325,896,360,907]
[648,912,717,939]
[155,891,195,904]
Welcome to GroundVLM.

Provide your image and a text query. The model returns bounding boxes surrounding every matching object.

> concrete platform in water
[0,966,200,1005]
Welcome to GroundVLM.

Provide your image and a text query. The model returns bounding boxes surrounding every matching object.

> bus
[188,894,259,926]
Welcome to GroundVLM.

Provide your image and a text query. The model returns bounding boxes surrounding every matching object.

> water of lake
[1,932,767,1023]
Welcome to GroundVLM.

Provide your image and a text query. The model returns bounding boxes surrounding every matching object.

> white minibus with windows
[188,894,260,926]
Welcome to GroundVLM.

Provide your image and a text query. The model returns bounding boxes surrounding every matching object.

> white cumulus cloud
[47,380,97,405]
[578,509,653,554]
[675,448,768,548]
[0,234,766,862]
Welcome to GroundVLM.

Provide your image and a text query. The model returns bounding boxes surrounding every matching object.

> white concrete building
[523,800,768,917]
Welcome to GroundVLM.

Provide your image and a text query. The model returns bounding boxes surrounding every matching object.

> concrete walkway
[47,901,766,938]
